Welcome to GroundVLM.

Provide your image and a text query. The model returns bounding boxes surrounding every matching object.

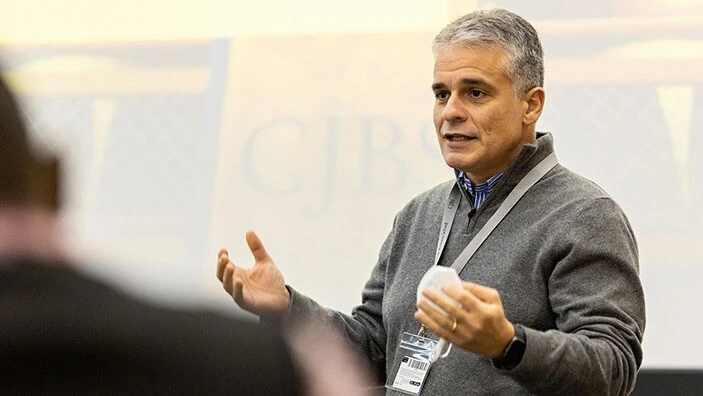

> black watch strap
[493,324,527,370]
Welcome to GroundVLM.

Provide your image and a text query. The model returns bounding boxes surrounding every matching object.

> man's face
[432,44,535,184]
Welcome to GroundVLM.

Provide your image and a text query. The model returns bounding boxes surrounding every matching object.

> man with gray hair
[217,8,645,395]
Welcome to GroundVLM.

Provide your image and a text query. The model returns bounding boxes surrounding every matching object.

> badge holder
[385,332,436,395]
[386,266,461,395]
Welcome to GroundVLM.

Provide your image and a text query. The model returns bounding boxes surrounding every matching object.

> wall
[1,0,702,370]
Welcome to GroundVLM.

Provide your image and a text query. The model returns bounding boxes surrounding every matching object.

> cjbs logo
[241,116,442,215]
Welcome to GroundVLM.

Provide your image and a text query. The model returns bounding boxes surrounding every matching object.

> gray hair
[432,8,544,97]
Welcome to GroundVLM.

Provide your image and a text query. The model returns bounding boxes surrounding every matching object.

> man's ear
[522,87,545,126]
[29,155,61,211]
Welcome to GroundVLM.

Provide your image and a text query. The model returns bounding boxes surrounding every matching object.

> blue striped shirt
[457,170,505,209]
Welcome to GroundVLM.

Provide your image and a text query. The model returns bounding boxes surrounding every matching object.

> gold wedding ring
[451,318,458,332]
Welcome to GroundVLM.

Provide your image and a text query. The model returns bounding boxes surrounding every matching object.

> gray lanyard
[434,152,558,273]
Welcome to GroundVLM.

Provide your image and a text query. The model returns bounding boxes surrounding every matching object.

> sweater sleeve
[507,197,645,396]
[282,218,396,383]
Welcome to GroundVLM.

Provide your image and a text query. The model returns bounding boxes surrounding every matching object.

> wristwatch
[493,324,526,370]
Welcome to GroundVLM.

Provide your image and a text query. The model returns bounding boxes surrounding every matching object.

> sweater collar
[453,132,556,207]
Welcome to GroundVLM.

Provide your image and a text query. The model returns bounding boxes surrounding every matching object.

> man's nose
[442,95,467,122]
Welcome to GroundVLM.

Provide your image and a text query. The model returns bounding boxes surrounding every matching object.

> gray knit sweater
[286,133,645,395]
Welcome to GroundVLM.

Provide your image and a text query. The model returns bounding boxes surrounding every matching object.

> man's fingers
[222,263,235,294]
[415,299,456,341]
[417,298,453,324]
[417,289,463,328]
[421,288,462,317]
[245,230,271,263]
[216,250,229,281]
[232,278,245,304]
[463,282,501,304]
[414,303,443,329]
[414,309,440,330]
[442,284,482,311]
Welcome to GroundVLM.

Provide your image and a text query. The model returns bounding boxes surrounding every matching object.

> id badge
[385,332,437,395]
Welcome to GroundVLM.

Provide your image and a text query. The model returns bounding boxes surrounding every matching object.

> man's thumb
[246,230,270,263]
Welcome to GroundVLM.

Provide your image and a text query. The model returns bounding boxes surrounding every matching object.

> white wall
[2,0,702,369]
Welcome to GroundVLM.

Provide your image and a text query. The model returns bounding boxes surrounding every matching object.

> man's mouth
[444,133,476,141]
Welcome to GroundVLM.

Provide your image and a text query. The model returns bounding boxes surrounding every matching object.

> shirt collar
[456,170,505,208]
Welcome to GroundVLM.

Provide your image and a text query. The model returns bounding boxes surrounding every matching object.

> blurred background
[1,0,701,370]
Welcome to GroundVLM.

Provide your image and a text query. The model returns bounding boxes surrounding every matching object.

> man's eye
[469,90,484,98]
[435,92,449,100]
